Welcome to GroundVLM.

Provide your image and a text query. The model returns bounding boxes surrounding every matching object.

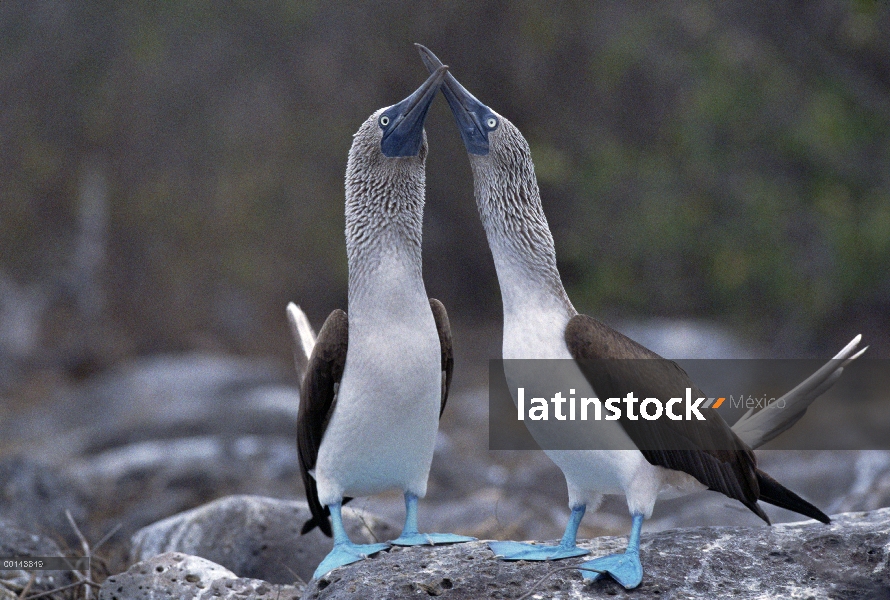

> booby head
[344,65,448,290]
[376,65,449,158]
[345,65,448,206]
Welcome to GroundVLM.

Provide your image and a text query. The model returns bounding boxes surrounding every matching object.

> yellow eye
[486,117,497,129]
[380,116,390,126]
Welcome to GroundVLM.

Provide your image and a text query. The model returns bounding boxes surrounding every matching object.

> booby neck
[467,119,575,321]
[345,109,429,318]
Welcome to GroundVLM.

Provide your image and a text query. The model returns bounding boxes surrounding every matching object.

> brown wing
[429,298,453,418]
[297,309,348,536]
[564,314,769,523]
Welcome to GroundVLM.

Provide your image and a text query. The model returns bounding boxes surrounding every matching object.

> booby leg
[313,503,390,579]
[390,493,477,546]
[578,512,644,589]
[489,504,590,560]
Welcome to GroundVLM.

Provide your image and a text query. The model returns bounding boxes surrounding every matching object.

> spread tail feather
[756,469,831,524]
[732,334,865,449]
[287,303,317,382]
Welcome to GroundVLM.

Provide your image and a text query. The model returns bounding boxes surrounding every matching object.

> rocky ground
[302,508,890,599]
[1,326,888,598]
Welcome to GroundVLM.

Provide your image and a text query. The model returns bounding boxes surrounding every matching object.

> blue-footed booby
[294,65,474,580]
[416,45,865,589]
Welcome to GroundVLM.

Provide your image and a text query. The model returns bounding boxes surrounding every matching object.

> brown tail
[756,469,830,524]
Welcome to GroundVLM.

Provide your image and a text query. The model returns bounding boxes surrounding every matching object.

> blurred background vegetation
[1,1,888,393]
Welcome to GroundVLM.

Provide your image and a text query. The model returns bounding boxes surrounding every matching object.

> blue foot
[313,541,390,579]
[489,540,588,561]
[312,502,390,579]
[578,550,643,589]
[579,512,645,589]
[393,493,476,546]
[391,532,476,546]
[491,504,589,561]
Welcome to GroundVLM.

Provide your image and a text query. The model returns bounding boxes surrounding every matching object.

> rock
[303,508,890,599]
[70,434,299,486]
[98,552,305,600]
[4,352,889,591]
[0,353,308,560]
[3,353,294,460]
[0,457,88,546]
[70,434,303,548]
[0,518,78,596]
[130,495,399,583]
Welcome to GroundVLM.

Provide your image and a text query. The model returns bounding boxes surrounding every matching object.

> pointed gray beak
[415,44,495,155]
[380,65,449,158]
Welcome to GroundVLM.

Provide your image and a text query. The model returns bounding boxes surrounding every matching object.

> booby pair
[415,45,865,589]
[292,65,473,580]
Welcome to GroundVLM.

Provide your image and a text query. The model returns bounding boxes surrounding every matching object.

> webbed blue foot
[391,532,476,546]
[313,540,390,579]
[391,493,477,547]
[489,540,588,561]
[312,502,390,579]
[490,504,589,561]
[579,512,645,589]
[579,550,643,588]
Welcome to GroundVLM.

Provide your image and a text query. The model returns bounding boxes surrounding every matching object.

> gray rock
[0,457,88,545]
[98,552,305,600]
[303,508,890,599]
[4,353,294,460]
[0,518,78,596]
[70,435,299,486]
[70,434,303,548]
[5,351,889,589]
[131,495,399,583]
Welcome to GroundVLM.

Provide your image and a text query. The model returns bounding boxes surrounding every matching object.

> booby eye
[379,116,390,127]
[485,117,498,129]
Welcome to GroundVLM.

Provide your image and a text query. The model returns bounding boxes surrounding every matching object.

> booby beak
[415,44,494,156]
[380,65,449,158]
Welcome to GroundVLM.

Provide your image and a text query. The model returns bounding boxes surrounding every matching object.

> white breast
[314,258,442,506]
